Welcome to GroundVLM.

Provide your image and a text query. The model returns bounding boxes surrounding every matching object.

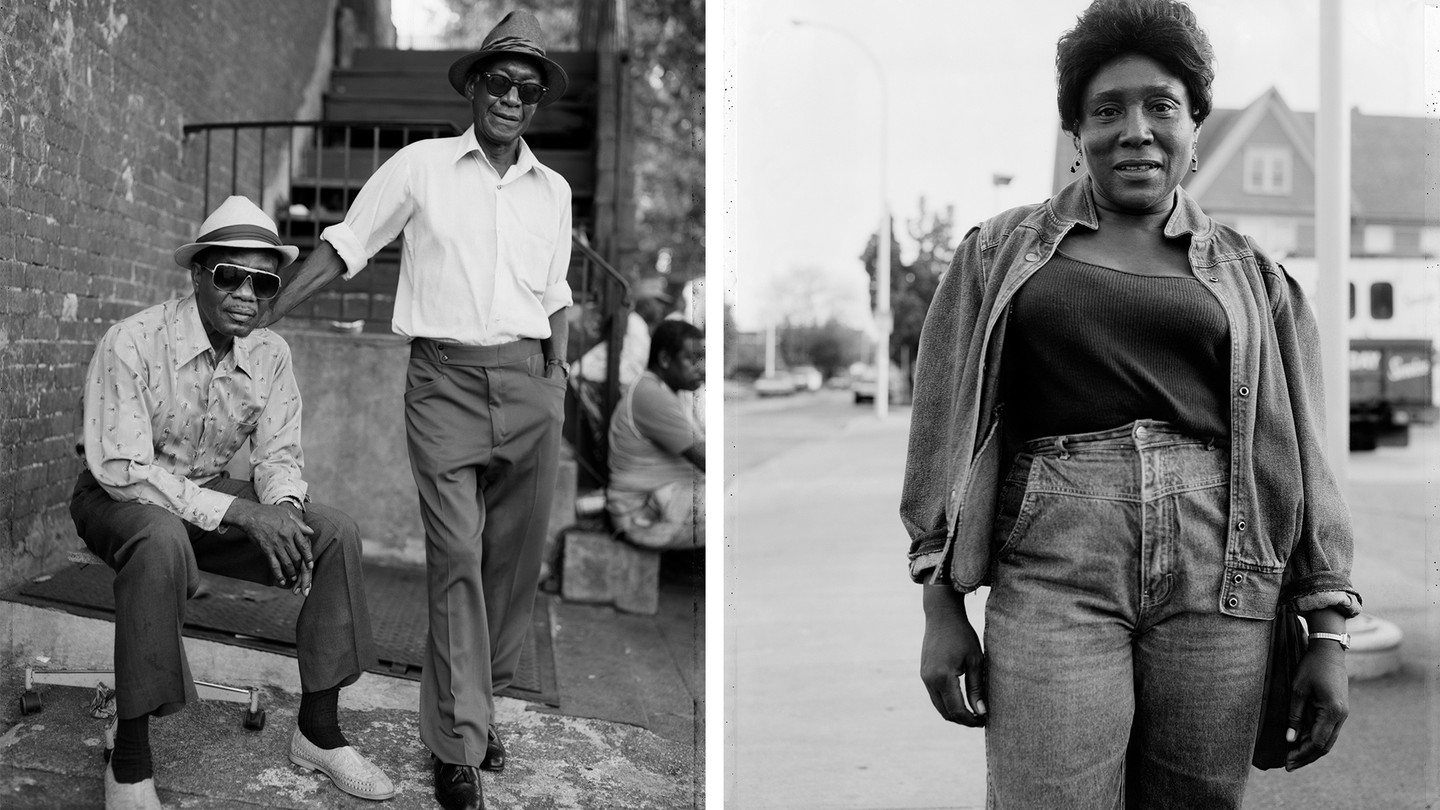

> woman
[901,1,1360,807]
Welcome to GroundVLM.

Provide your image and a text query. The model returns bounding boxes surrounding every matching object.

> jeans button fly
[1135,425,1148,438]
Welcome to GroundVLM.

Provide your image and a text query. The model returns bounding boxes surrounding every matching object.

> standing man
[73,196,393,809]
[265,11,571,810]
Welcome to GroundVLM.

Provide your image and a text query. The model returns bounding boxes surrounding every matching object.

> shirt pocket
[510,215,558,296]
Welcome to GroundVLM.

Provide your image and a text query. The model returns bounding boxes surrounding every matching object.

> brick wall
[0,0,339,589]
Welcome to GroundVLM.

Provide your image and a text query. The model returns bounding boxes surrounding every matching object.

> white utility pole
[1317,0,1350,479]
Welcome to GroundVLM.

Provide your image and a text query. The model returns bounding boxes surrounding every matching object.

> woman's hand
[1284,641,1349,771]
[920,584,988,727]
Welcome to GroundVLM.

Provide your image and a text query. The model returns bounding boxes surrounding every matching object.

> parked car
[754,371,797,397]
[790,365,823,392]
[851,364,906,405]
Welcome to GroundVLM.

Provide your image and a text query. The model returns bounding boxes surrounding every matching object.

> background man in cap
[72,196,393,809]
[264,10,572,810]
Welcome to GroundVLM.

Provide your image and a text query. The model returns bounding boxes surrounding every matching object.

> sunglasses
[479,72,547,105]
[205,262,282,299]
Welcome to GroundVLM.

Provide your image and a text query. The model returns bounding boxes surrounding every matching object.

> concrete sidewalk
[726,409,988,809]
[0,574,703,809]
[726,406,1437,809]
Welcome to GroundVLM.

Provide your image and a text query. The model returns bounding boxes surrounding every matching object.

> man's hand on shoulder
[223,498,315,596]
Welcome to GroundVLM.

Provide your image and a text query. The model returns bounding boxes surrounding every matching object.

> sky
[724,0,1432,331]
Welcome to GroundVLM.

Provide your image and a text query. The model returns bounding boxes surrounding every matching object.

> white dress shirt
[322,126,574,346]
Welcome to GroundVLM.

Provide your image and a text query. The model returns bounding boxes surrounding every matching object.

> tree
[766,263,856,327]
[777,318,865,379]
[628,0,704,286]
[860,198,955,369]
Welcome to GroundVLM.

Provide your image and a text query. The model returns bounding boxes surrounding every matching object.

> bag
[1252,603,1309,769]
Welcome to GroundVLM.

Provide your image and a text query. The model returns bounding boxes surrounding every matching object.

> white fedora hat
[173,196,299,269]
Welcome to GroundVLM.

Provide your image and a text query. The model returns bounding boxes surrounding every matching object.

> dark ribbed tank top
[1000,251,1231,443]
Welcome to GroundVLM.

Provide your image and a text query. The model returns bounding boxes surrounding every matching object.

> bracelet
[1308,632,1350,650]
[546,358,569,378]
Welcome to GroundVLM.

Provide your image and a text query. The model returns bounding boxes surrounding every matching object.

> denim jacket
[901,177,1361,620]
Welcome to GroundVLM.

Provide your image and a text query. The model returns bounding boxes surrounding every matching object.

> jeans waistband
[410,337,541,367]
[1022,420,1218,457]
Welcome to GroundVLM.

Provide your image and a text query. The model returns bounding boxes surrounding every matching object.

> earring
[1071,150,1082,174]
[1191,151,1199,172]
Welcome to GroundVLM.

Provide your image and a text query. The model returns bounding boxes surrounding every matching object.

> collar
[1046,176,1213,240]
[174,295,255,372]
[453,125,537,179]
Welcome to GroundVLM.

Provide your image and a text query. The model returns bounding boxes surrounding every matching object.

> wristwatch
[1309,632,1350,650]
[546,358,570,379]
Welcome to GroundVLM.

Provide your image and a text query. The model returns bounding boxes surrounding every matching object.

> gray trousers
[69,470,376,720]
[405,337,564,766]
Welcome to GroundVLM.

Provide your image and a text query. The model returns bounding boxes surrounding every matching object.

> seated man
[605,320,706,549]
[70,196,393,809]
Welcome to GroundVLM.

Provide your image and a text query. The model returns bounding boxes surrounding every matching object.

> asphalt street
[725,388,1437,810]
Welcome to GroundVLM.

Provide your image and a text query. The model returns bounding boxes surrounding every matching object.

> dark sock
[298,686,349,750]
[110,715,152,783]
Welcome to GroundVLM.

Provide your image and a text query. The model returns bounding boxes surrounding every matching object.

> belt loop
[1205,437,1216,451]
[1054,436,1070,460]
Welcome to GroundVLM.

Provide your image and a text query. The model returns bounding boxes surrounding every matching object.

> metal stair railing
[183,119,461,330]
[567,234,632,487]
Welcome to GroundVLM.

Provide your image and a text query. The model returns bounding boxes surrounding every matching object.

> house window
[1364,225,1395,255]
[1370,282,1394,320]
[1243,146,1292,195]
[1348,283,1355,319]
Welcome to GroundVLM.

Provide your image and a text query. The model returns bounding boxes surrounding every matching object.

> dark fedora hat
[447,10,568,106]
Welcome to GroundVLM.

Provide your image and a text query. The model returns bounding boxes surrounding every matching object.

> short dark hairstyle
[1055,0,1215,136]
[648,320,703,368]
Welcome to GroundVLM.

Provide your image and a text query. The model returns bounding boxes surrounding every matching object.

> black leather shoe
[480,727,506,772]
[433,757,484,810]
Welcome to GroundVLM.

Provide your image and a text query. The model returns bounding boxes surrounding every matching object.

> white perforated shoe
[289,729,395,800]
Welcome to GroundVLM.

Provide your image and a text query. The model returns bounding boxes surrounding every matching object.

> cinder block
[560,529,660,615]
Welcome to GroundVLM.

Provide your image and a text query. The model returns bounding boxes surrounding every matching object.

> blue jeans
[984,421,1270,810]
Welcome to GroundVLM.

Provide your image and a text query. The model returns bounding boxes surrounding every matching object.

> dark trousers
[405,337,564,766]
[69,470,376,720]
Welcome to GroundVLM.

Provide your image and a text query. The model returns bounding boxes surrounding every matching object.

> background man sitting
[71,196,392,809]
[606,320,706,550]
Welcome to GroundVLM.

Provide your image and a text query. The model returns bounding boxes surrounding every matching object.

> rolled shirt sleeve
[322,148,415,279]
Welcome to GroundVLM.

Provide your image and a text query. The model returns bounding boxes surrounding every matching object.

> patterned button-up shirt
[81,295,307,530]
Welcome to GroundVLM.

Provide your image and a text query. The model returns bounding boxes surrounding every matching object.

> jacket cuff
[1290,589,1362,618]
[909,551,945,584]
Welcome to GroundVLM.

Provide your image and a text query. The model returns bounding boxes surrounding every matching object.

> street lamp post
[792,18,890,420]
